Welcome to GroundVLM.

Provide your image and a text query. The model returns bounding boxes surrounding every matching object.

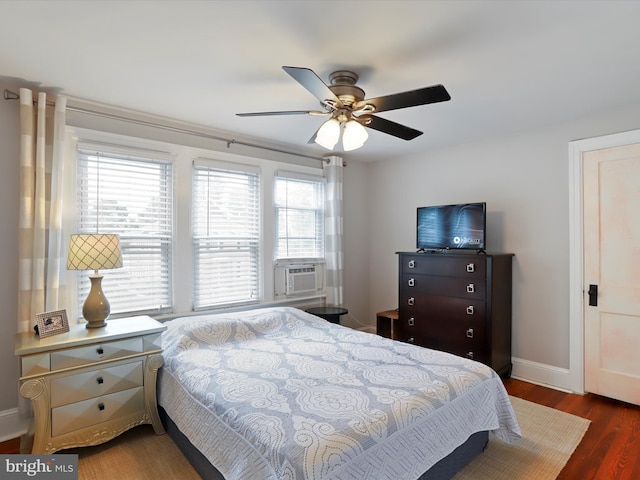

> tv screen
[417,202,486,250]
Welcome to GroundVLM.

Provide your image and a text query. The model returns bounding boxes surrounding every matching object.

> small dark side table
[305,306,349,324]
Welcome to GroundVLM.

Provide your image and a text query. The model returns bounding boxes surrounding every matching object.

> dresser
[397,252,513,377]
[14,315,167,454]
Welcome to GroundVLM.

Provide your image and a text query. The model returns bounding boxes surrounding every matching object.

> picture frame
[36,309,70,338]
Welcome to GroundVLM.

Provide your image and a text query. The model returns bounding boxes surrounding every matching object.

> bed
[157,307,521,480]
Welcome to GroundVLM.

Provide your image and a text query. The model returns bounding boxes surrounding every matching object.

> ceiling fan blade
[282,66,343,109]
[354,84,450,114]
[307,128,319,145]
[360,115,423,140]
[236,110,328,117]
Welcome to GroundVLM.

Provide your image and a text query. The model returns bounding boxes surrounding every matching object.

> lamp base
[85,319,107,329]
[83,275,110,329]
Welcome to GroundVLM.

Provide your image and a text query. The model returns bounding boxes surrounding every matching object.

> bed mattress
[158,307,520,480]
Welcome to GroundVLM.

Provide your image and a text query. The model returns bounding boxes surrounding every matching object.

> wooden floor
[0,436,19,454]
[3,379,639,479]
[504,378,640,480]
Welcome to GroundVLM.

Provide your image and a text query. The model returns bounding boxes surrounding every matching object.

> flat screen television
[417,202,486,251]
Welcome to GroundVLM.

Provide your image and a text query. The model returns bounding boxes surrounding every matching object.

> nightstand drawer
[50,337,143,371]
[51,386,144,437]
[50,360,144,408]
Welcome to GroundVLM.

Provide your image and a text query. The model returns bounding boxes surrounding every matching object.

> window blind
[274,175,324,260]
[77,148,174,316]
[192,164,261,309]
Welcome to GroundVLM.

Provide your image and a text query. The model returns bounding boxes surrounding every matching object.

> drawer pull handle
[466,283,475,294]
[407,337,415,344]
[466,351,474,359]
[466,305,474,315]
[98,403,105,411]
[467,328,474,338]
[466,263,475,273]
[97,377,104,384]
[408,297,414,306]
[408,260,415,269]
[408,278,415,287]
[408,317,415,326]
[96,347,104,355]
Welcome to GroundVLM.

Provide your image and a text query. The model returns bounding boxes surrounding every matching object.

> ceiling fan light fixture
[342,119,368,151]
[315,117,341,150]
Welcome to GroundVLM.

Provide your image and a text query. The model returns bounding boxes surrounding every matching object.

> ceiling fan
[237,66,451,151]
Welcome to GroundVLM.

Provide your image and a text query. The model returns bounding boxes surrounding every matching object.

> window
[192,161,261,309]
[274,174,325,260]
[76,147,174,316]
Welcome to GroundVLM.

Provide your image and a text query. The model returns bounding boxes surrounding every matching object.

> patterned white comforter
[158,307,520,480]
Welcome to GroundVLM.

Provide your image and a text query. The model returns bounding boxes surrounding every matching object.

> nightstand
[14,315,167,454]
[305,306,349,324]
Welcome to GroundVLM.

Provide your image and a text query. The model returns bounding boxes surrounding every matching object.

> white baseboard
[357,326,376,334]
[0,408,28,443]
[511,356,578,393]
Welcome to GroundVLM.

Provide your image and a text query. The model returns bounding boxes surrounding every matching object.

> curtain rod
[3,88,325,162]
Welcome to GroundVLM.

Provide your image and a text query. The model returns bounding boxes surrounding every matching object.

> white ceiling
[2,0,640,162]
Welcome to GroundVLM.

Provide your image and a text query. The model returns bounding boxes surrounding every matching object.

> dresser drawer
[401,255,486,278]
[399,294,486,321]
[401,274,486,300]
[50,360,144,408]
[401,334,489,364]
[50,337,143,371]
[51,386,144,437]
[439,343,489,364]
[397,314,486,345]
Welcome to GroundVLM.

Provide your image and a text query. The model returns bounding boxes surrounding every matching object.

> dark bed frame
[159,407,488,480]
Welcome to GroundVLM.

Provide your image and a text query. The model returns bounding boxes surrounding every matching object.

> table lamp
[67,234,123,328]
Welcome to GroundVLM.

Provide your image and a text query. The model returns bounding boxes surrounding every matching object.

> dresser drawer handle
[98,403,105,411]
[466,305,474,315]
[466,351,474,359]
[96,377,104,384]
[467,328,474,338]
[96,347,104,355]
[466,263,475,273]
[466,283,475,294]
[408,297,414,306]
[408,260,415,269]
[407,278,415,287]
[408,317,415,326]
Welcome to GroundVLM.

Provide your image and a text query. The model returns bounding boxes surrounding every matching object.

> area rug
[73,396,590,480]
[453,396,591,480]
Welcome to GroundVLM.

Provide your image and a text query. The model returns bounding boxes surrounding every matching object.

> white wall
[365,102,640,390]
[340,160,371,331]
[0,83,21,439]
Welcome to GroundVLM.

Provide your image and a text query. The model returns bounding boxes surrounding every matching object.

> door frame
[568,128,640,395]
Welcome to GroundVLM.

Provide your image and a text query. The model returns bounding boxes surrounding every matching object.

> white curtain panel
[17,89,67,334]
[323,155,344,306]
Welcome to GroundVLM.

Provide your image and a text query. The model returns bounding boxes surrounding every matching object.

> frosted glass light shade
[315,118,341,150]
[342,120,368,151]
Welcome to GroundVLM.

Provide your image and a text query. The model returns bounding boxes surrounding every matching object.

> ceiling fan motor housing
[328,70,365,105]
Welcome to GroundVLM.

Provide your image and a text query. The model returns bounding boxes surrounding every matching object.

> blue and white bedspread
[158,307,520,480]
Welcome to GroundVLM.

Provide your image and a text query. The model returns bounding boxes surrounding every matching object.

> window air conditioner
[285,265,319,295]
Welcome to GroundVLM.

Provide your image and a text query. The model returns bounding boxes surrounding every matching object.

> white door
[583,143,640,405]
